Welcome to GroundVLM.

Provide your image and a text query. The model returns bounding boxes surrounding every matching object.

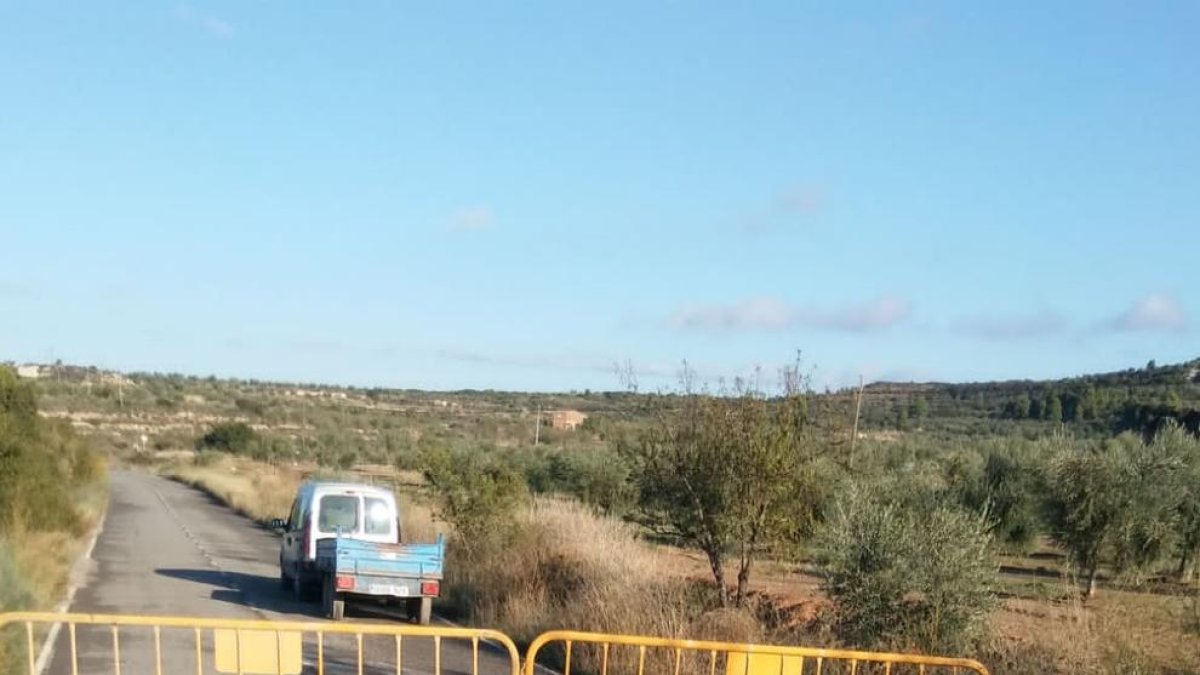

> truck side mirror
[269,518,287,533]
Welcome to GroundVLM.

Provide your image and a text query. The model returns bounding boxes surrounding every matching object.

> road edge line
[33,503,108,675]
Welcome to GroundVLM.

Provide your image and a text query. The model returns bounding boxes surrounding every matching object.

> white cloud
[670,297,793,331]
[954,310,1069,341]
[669,295,911,333]
[436,348,675,381]
[773,184,826,216]
[1104,294,1187,333]
[0,281,37,299]
[447,206,493,231]
[175,4,234,38]
[738,183,827,231]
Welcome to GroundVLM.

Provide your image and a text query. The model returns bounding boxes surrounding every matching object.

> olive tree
[816,484,996,654]
[625,362,823,607]
[954,441,1045,553]
[1046,434,1184,597]
[1148,424,1200,582]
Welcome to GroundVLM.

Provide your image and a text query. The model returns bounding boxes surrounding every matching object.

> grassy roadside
[0,495,109,673]
[161,454,444,542]
[0,369,109,671]
[165,458,300,526]
[1,479,107,607]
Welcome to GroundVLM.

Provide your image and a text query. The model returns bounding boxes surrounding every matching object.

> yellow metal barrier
[1,614,990,675]
[0,612,521,675]
[523,630,991,675]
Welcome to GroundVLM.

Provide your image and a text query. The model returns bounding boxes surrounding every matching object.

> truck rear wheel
[418,597,432,625]
[406,596,432,625]
[322,574,345,621]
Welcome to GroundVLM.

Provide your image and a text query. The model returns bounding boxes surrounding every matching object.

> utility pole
[849,375,865,461]
[534,403,542,446]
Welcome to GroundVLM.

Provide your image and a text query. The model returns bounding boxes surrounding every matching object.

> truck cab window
[288,498,303,530]
[364,497,391,535]
[318,495,359,533]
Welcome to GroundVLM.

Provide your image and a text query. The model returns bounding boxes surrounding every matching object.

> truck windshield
[318,495,359,533]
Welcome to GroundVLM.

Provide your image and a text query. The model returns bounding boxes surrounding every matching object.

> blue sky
[1,2,1196,391]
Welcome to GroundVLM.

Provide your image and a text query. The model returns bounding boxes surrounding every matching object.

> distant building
[98,372,134,387]
[16,364,42,379]
[547,409,588,430]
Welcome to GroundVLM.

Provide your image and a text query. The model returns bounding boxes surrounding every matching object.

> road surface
[40,470,516,675]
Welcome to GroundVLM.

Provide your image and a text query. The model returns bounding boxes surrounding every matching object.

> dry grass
[1,465,107,605]
[443,497,762,649]
[166,456,301,524]
[164,455,447,540]
[0,467,108,671]
[982,576,1200,674]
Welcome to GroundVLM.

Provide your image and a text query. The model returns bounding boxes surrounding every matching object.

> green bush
[421,447,529,560]
[195,422,259,455]
[816,484,996,654]
[0,369,85,533]
[234,397,266,417]
[951,441,1045,553]
[512,446,635,516]
[0,368,104,673]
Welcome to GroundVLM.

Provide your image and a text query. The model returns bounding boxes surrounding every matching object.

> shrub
[0,368,104,673]
[816,484,996,654]
[195,422,259,455]
[422,447,529,561]
[952,441,1045,553]
[0,369,86,534]
[512,446,635,516]
[234,397,266,417]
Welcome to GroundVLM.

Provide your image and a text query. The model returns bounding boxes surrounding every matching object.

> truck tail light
[421,581,440,596]
[336,575,356,590]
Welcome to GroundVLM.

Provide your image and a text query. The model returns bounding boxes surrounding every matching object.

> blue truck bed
[316,536,445,580]
[314,535,445,622]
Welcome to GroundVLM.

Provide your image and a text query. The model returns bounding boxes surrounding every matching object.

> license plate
[369,584,409,596]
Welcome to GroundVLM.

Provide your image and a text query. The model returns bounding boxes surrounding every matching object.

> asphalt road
[41,470,517,675]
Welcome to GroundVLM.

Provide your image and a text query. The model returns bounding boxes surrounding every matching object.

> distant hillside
[9,356,1199,456]
[856,358,1200,438]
